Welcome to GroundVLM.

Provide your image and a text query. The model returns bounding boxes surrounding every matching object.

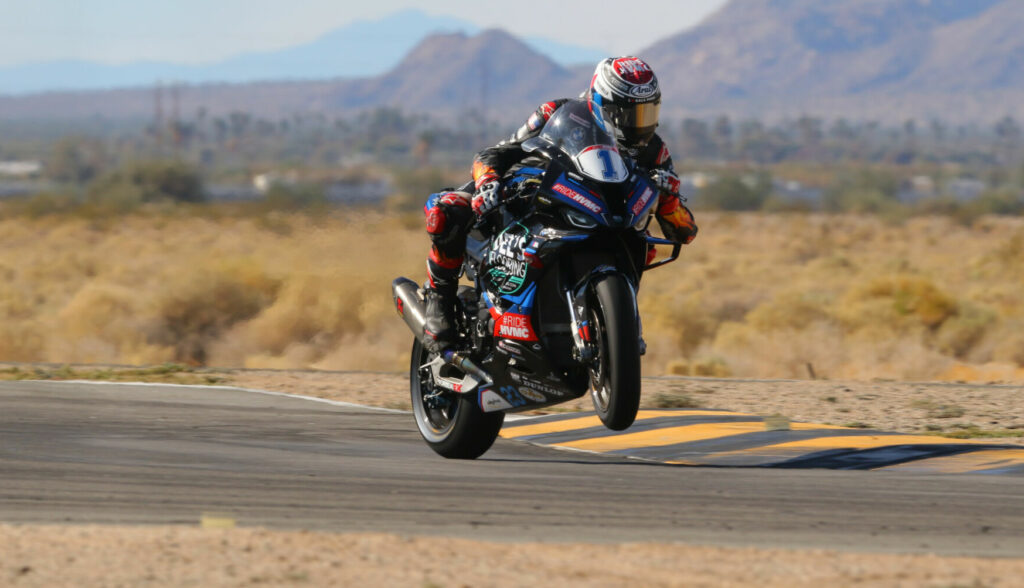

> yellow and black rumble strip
[499,409,1024,474]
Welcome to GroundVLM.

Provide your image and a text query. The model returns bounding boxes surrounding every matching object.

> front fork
[566,270,644,362]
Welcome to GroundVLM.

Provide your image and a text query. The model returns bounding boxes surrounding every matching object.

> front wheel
[409,339,504,459]
[588,274,642,431]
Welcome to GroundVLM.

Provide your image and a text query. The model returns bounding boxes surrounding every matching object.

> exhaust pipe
[391,277,491,394]
[392,277,427,338]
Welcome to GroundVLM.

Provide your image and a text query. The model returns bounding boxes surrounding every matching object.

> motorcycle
[392,99,682,459]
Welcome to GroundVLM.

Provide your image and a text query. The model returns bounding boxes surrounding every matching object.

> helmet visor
[611,101,660,146]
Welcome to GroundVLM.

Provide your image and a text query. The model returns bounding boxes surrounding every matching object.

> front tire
[409,339,504,459]
[588,274,641,430]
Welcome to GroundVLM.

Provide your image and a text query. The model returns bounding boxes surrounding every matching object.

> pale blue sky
[0,0,729,66]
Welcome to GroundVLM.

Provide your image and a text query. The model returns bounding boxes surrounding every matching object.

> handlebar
[644,235,683,271]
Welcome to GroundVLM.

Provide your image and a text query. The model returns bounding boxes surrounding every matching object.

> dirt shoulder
[5,524,1024,588]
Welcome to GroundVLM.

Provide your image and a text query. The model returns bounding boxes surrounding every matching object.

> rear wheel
[409,339,504,459]
[588,274,641,430]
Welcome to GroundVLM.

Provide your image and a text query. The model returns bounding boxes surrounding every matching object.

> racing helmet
[588,56,662,149]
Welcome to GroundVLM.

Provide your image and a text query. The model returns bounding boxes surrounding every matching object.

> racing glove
[472,181,503,216]
[656,196,698,244]
[649,169,682,196]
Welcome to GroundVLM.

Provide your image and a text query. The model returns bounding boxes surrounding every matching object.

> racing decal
[575,145,629,182]
[497,386,529,408]
[628,84,657,98]
[568,112,592,128]
[493,312,538,342]
[630,186,656,216]
[484,223,531,295]
[480,389,513,412]
[509,372,567,398]
[552,181,604,214]
[539,101,557,118]
[497,339,524,356]
[613,57,654,85]
[518,387,546,403]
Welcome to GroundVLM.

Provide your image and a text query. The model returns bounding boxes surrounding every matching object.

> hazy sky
[0,0,729,66]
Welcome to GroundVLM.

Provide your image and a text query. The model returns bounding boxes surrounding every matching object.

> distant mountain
[0,10,603,95]
[0,29,590,123]
[642,0,1024,121]
[331,29,583,112]
[6,2,1024,125]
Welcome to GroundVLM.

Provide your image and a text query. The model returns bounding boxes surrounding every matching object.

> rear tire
[409,339,504,459]
[588,274,641,430]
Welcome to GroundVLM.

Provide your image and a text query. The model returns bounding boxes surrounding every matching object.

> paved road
[2,381,1023,556]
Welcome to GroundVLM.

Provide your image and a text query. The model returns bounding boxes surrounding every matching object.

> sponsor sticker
[630,186,655,215]
[498,386,529,408]
[552,182,602,214]
[480,390,513,412]
[485,224,531,295]
[568,113,592,128]
[613,57,654,84]
[629,84,656,98]
[518,387,546,403]
[493,312,538,341]
[509,372,568,398]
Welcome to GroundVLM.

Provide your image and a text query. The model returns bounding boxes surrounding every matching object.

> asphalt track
[3,380,1024,557]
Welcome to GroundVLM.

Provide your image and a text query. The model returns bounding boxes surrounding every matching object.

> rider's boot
[423,282,458,353]
[423,247,463,353]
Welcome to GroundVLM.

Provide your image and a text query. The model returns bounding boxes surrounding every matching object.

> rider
[422,56,698,351]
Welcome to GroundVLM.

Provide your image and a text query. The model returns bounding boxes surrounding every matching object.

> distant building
[0,160,43,177]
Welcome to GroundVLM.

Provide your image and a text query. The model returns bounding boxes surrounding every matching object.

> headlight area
[563,207,600,229]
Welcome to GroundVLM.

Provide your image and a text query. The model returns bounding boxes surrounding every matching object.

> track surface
[3,380,1024,556]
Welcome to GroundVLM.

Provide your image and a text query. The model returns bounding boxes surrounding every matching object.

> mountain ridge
[0,10,603,95]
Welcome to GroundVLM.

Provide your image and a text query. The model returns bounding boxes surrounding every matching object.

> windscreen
[532,99,629,183]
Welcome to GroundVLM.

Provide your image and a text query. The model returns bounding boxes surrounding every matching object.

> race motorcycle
[392,99,682,459]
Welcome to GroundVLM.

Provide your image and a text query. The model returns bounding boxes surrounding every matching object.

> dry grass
[1,208,1023,381]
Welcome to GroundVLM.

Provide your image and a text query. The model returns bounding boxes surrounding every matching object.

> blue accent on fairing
[557,234,589,242]
[502,281,538,309]
[550,172,608,219]
[625,175,659,221]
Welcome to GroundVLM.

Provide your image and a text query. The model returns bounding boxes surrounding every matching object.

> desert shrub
[388,166,465,213]
[50,281,170,364]
[152,262,280,364]
[822,168,900,213]
[0,322,45,361]
[699,171,772,211]
[263,182,327,211]
[17,191,80,217]
[935,303,997,359]
[87,161,205,211]
[992,325,1024,367]
[838,275,957,332]
[642,292,718,357]
[745,291,832,331]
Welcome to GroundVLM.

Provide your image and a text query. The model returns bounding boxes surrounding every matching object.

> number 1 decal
[596,148,616,180]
